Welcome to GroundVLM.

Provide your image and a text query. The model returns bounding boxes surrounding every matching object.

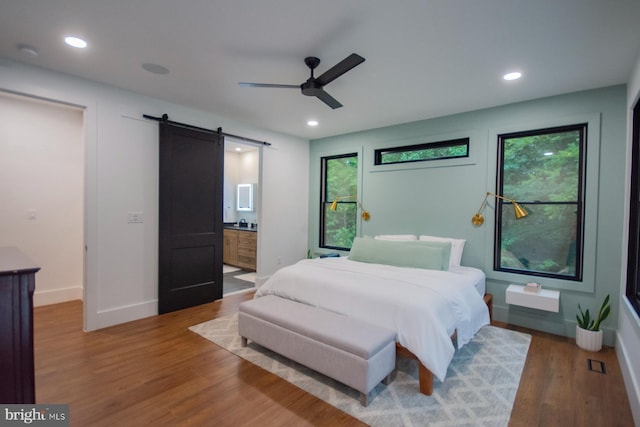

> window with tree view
[626,99,640,317]
[496,124,586,281]
[320,153,358,250]
[374,138,469,165]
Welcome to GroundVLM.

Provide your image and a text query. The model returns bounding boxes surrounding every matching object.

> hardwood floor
[496,321,634,427]
[33,294,634,427]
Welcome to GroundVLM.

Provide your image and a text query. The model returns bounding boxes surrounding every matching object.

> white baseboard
[92,299,157,330]
[34,286,83,307]
[617,328,640,426]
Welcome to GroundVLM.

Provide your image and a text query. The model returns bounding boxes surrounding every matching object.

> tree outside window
[626,100,640,317]
[496,124,586,281]
[320,153,358,250]
[374,138,469,165]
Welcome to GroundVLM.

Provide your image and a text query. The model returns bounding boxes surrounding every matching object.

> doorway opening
[0,91,84,308]
[223,137,261,296]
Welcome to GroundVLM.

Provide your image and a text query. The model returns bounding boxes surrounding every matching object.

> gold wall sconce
[330,196,371,221]
[472,192,528,226]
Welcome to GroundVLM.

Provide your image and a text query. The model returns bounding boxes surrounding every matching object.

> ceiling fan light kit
[239,53,365,109]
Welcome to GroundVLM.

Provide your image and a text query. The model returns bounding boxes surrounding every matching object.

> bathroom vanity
[223,226,257,271]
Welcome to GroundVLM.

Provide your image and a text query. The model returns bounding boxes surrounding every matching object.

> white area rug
[234,272,256,283]
[190,314,531,426]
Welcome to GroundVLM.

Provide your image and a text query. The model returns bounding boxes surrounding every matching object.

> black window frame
[374,137,469,165]
[495,123,587,281]
[626,98,640,317]
[319,153,358,251]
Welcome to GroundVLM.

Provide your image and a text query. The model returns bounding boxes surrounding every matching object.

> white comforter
[255,257,489,381]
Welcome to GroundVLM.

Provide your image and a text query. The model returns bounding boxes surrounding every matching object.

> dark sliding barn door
[158,122,224,314]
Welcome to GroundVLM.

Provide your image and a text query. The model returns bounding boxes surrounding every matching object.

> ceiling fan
[239,53,365,109]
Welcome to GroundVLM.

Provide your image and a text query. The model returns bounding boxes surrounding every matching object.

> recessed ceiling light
[307,120,318,127]
[142,63,170,75]
[235,147,242,152]
[503,71,522,81]
[64,36,87,49]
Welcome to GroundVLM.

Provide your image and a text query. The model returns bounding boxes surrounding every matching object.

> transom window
[495,124,587,281]
[320,153,358,250]
[374,138,469,165]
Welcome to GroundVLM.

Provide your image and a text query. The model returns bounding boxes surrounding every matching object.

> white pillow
[418,235,466,268]
[374,234,418,241]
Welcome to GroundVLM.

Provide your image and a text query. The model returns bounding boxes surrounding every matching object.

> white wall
[0,59,309,331]
[619,50,640,425]
[0,93,84,306]
[258,139,310,279]
[223,152,240,223]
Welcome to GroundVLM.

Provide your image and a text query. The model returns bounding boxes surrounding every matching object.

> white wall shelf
[506,284,560,312]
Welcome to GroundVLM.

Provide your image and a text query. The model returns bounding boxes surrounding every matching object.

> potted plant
[575,294,611,352]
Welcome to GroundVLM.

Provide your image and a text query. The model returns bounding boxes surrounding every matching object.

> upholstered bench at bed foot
[238,295,396,406]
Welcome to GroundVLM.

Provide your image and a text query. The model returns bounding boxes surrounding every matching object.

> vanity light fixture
[471,192,528,226]
[330,196,370,221]
[64,36,87,49]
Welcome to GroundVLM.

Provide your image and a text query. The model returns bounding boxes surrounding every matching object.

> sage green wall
[309,85,626,344]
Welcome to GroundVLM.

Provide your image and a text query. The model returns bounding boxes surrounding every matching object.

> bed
[254,235,490,393]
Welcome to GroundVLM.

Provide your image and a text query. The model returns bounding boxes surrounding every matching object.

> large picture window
[496,124,587,281]
[626,99,640,317]
[320,153,358,250]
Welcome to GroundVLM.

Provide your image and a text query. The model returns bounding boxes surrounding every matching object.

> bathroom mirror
[237,183,254,211]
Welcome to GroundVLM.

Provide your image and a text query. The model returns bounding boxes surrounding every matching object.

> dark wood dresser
[0,247,39,404]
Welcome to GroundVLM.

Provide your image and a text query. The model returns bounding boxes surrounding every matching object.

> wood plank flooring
[33,294,635,427]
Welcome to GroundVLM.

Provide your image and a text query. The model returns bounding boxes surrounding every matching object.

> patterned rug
[189,314,531,426]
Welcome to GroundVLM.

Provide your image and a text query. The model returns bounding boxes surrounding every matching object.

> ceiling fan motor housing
[301,78,323,96]
[302,57,322,96]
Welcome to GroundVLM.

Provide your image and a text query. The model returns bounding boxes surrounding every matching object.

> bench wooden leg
[360,392,369,406]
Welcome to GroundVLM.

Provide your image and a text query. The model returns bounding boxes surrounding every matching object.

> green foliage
[380,142,468,164]
[499,127,583,277]
[576,294,611,331]
[323,155,358,249]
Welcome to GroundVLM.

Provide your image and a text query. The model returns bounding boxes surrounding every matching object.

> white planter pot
[576,325,603,352]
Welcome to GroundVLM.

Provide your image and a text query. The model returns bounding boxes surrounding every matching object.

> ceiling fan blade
[239,82,300,89]
[314,89,343,109]
[315,53,365,86]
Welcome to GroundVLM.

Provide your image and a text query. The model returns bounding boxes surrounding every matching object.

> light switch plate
[127,212,144,223]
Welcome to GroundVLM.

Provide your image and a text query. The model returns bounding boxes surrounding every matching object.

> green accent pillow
[348,236,451,270]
